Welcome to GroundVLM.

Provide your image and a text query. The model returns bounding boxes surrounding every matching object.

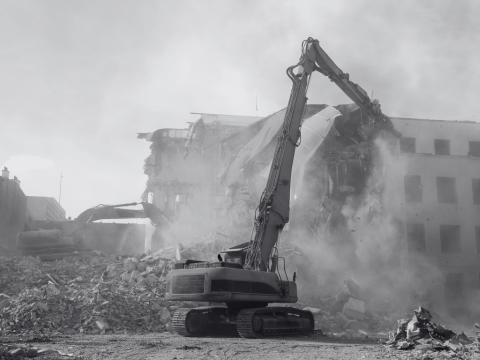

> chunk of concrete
[303,307,322,315]
[343,297,365,321]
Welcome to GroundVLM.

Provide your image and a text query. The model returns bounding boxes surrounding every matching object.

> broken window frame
[399,137,416,154]
[439,225,461,253]
[436,177,458,204]
[404,175,423,203]
[434,139,450,155]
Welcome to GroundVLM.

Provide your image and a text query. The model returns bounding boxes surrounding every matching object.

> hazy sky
[1,0,479,217]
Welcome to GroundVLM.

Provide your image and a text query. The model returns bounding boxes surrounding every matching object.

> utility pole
[59,172,63,205]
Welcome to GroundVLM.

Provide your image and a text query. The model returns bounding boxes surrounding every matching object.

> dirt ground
[1,332,422,360]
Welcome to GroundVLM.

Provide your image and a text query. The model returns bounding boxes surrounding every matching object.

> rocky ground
[3,331,480,360]
[0,332,404,360]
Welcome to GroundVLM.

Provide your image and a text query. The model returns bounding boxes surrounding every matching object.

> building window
[440,225,461,253]
[407,224,426,252]
[400,137,416,154]
[476,227,480,254]
[436,177,457,203]
[473,179,480,205]
[445,273,464,301]
[404,175,422,203]
[469,141,480,157]
[434,139,450,155]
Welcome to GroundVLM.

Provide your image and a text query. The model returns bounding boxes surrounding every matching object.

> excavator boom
[244,38,399,272]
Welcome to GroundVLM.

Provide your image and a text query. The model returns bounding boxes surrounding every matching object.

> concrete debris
[0,342,73,358]
[385,306,480,356]
[343,297,365,321]
[0,252,202,338]
[303,307,322,315]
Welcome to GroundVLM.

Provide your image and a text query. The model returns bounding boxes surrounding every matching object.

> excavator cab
[221,242,250,266]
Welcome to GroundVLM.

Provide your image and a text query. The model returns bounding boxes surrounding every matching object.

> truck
[165,37,399,337]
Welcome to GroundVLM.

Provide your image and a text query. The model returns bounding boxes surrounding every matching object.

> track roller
[236,307,314,338]
[172,308,210,336]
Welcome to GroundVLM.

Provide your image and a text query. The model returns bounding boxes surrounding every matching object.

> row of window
[407,224,480,254]
[400,138,480,156]
[404,176,480,204]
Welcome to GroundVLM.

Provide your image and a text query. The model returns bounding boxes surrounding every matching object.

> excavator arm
[309,38,399,135]
[17,202,171,257]
[244,38,399,272]
[64,202,171,238]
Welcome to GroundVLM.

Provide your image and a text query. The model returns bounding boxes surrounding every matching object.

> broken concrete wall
[139,116,261,249]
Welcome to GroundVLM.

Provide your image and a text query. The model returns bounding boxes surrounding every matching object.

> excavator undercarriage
[172,305,314,338]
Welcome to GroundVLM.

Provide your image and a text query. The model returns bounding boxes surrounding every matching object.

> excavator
[165,37,399,337]
[17,202,170,258]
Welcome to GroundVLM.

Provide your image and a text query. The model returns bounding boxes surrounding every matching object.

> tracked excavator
[17,202,170,258]
[165,37,398,338]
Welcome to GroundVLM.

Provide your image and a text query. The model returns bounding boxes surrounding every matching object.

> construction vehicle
[165,37,398,337]
[17,202,169,259]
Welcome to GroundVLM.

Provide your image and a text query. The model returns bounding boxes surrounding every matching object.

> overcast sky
[1,0,479,218]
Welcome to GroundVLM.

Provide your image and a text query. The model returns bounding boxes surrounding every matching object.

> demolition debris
[384,306,479,356]
[0,249,202,338]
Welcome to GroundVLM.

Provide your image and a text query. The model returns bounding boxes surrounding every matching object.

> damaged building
[393,118,480,314]
[139,105,480,316]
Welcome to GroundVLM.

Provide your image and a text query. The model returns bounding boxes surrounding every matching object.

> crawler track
[173,306,314,338]
[172,307,226,337]
[172,308,191,336]
[237,307,314,338]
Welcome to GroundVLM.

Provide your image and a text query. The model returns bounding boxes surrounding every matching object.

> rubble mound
[0,249,197,337]
[386,307,479,357]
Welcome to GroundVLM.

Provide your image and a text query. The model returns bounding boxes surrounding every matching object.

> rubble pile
[179,226,250,261]
[301,278,397,338]
[0,250,197,337]
[0,343,73,358]
[385,307,479,357]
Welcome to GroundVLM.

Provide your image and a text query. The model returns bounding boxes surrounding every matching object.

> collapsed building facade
[139,105,480,317]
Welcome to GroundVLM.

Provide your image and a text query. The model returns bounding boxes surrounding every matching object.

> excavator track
[236,308,260,338]
[172,308,191,336]
[236,307,314,338]
[172,307,228,337]
[173,306,314,338]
